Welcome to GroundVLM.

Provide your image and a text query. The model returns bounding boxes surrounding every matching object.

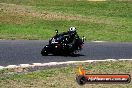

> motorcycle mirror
[55,29,58,34]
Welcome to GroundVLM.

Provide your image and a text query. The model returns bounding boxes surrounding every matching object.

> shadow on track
[42,54,85,57]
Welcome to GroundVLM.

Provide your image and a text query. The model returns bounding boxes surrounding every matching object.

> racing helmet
[68,27,77,37]
[69,27,76,32]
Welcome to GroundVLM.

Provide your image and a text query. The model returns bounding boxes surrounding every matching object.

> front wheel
[41,48,48,56]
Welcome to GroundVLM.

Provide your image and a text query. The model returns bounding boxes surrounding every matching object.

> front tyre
[41,48,48,56]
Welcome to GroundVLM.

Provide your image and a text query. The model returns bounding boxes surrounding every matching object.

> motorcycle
[41,30,85,56]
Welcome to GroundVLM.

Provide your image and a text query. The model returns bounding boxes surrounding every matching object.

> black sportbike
[41,30,85,56]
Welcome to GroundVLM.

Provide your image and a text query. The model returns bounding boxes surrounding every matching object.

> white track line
[19,64,31,68]
[118,59,132,61]
[0,66,4,69]
[0,59,132,69]
[5,65,18,68]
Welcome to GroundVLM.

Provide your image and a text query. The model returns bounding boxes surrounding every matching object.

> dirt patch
[0,3,36,24]
[0,3,114,25]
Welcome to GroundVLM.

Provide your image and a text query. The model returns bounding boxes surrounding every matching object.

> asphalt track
[0,40,132,66]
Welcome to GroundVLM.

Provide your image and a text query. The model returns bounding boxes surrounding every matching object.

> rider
[50,27,79,45]
[63,27,80,51]
[68,27,84,50]
[67,27,79,43]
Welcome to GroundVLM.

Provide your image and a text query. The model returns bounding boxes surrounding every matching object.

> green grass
[0,61,132,88]
[0,0,131,17]
[0,0,132,41]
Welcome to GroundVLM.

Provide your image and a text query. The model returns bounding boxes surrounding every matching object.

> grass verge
[0,1,132,41]
[0,60,132,88]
